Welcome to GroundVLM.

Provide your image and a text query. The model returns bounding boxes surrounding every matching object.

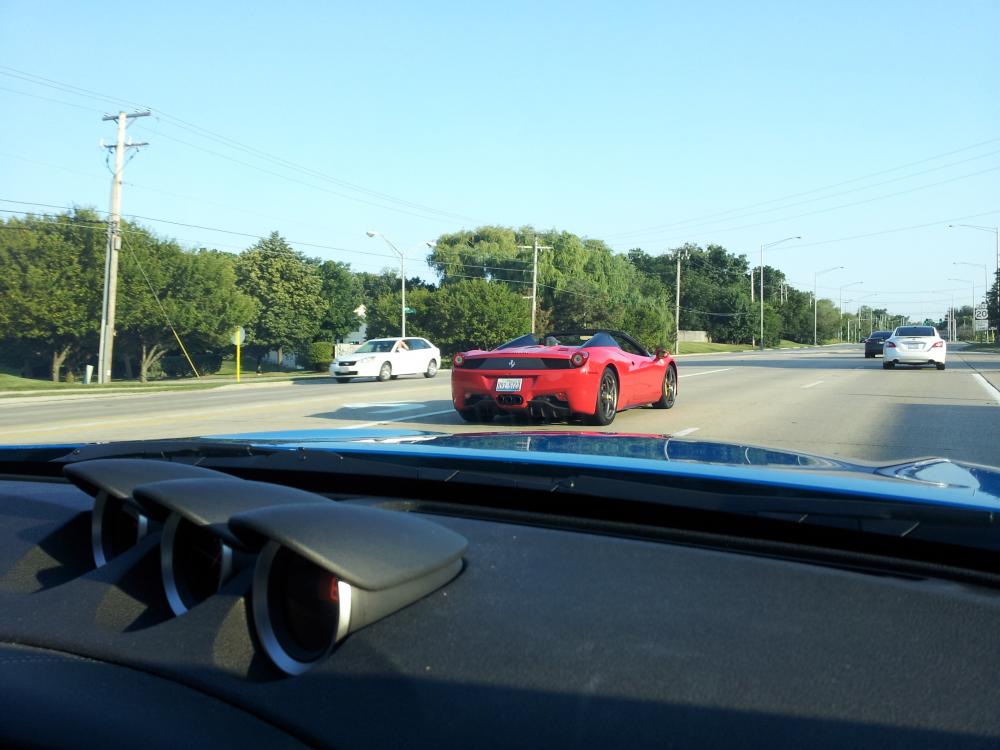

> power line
[0,84,106,113]
[611,148,1000,243]
[609,164,1000,248]
[0,66,485,225]
[768,208,1000,253]
[602,135,1000,240]
[137,126,476,225]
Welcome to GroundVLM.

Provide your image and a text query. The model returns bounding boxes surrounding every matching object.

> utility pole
[518,237,551,334]
[674,248,689,354]
[97,110,149,384]
[749,269,755,347]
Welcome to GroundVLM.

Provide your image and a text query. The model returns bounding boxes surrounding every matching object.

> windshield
[353,340,396,354]
[895,327,937,338]
[0,4,998,475]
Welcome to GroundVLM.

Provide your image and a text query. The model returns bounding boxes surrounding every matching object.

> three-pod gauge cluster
[64,459,467,676]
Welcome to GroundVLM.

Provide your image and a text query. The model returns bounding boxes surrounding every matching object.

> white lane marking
[801,380,824,389]
[344,409,457,430]
[341,402,422,413]
[672,427,700,437]
[0,384,448,436]
[679,368,732,379]
[972,373,1000,405]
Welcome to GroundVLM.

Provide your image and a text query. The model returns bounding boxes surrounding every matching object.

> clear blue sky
[1,0,998,321]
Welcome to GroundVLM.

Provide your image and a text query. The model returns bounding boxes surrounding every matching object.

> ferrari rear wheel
[589,368,618,426]
[653,365,676,409]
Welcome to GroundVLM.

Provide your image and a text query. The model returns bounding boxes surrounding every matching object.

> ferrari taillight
[570,352,588,367]
[453,354,464,367]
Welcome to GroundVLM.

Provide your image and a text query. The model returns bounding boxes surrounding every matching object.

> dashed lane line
[679,368,732,379]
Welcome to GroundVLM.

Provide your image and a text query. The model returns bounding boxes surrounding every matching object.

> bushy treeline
[1,211,899,382]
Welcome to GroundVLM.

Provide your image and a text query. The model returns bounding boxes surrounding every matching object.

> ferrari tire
[653,365,677,409]
[377,362,392,382]
[458,409,493,423]
[589,368,618,426]
[424,359,438,378]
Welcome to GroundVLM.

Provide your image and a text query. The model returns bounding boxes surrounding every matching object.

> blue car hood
[193,428,1000,512]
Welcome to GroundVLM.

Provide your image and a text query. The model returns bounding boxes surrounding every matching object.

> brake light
[885,341,896,348]
[931,341,944,348]
[570,351,589,367]
[453,353,464,367]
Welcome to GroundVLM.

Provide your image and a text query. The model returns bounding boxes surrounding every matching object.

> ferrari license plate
[495,378,522,392]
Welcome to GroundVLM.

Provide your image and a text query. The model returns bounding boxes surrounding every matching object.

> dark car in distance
[864,330,892,358]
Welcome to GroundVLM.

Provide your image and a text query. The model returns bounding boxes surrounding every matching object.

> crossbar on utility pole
[97,110,150,384]
[518,238,552,334]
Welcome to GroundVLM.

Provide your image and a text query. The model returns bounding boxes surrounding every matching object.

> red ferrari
[451,330,678,425]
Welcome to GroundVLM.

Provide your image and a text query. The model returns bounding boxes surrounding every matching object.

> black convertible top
[496,330,650,356]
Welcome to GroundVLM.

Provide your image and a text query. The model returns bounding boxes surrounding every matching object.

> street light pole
[367,233,437,338]
[949,224,999,339]
[949,277,973,340]
[813,265,843,345]
[838,281,863,341]
[759,236,800,350]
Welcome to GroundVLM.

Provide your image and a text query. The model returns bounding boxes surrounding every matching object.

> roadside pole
[97,110,149,384]
[232,327,246,383]
[518,237,552,334]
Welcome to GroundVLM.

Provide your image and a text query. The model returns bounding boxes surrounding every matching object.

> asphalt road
[2,344,999,466]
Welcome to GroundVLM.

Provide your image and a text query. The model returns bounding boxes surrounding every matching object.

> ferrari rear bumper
[453,367,600,419]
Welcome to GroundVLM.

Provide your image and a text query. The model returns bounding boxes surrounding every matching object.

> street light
[838,281,863,340]
[949,224,999,336]
[813,265,843,345]
[759,236,801,349]
[949,277,973,339]
[366,232,436,338]
[850,292,877,339]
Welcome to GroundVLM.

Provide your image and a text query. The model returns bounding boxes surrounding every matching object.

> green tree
[117,229,257,381]
[815,299,840,342]
[0,210,103,381]
[365,287,434,339]
[427,279,530,354]
[235,232,324,365]
[316,260,362,343]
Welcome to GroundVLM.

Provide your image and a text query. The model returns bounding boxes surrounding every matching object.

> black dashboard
[2,465,999,749]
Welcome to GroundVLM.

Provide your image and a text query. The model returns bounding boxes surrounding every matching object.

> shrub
[307,341,333,372]
[160,354,224,378]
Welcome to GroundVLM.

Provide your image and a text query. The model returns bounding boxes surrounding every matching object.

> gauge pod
[230,503,467,676]
[62,459,227,567]
[131,478,329,616]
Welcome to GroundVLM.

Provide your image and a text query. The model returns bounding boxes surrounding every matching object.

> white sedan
[882,326,946,370]
[331,337,441,382]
